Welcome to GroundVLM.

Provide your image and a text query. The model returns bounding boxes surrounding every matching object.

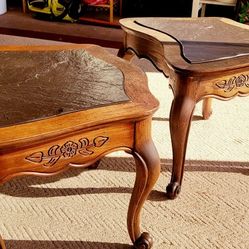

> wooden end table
[119,17,249,199]
[0,44,160,249]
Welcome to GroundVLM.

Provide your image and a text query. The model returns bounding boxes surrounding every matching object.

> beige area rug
[0,35,249,249]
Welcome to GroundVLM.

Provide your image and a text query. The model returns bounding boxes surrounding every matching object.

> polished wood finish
[22,0,27,13]
[88,0,122,23]
[119,17,249,198]
[0,44,160,248]
[80,0,122,25]
[0,236,6,249]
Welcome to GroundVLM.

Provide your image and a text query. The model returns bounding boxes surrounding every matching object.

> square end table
[0,44,160,248]
[119,17,249,199]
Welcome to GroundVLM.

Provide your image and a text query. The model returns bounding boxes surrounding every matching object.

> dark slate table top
[0,49,128,127]
[136,18,249,63]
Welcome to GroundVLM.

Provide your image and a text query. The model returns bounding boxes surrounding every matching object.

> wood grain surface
[0,44,160,249]
[119,17,249,200]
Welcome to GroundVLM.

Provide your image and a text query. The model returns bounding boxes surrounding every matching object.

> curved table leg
[166,93,196,199]
[0,236,6,249]
[117,45,136,62]
[127,119,161,249]
[202,98,213,120]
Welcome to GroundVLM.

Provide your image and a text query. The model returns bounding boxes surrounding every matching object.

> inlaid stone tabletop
[119,17,249,199]
[0,44,160,249]
[0,49,128,127]
[136,17,249,63]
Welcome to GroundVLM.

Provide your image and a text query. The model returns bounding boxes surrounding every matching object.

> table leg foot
[134,232,153,249]
[166,181,181,199]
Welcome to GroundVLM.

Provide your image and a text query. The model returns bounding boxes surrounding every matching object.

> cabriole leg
[127,118,161,249]
[0,236,6,249]
[166,90,196,199]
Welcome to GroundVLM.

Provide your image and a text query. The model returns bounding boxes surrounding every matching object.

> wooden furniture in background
[85,0,122,23]
[0,44,160,249]
[21,0,122,25]
[119,17,249,199]
[191,0,237,17]
[22,0,27,13]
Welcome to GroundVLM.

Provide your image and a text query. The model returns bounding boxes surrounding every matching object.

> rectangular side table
[119,17,249,199]
[0,44,160,249]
